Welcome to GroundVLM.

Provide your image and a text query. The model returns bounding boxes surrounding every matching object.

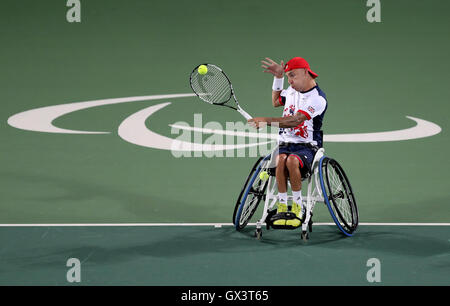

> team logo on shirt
[293,122,308,138]
[284,105,296,116]
[307,106,315,114]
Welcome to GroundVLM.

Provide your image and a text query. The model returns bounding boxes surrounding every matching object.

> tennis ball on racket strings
[259,171,269,181]
[198,65,208,75]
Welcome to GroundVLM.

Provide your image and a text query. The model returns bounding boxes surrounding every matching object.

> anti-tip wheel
[301,231,309,241]
[254,229,262,240]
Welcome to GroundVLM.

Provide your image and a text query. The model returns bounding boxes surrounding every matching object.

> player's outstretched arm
[248,112,308,129]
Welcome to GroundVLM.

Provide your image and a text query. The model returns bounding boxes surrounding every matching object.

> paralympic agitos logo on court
[7,93,442,157]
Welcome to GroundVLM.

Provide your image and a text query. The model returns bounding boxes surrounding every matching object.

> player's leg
[286,155,303,227]
[286,155,302,191]
[286,146,314,226]
[273,153,289,225]
[275,154,288,193]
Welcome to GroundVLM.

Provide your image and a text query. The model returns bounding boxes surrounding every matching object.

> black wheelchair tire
[233,156,269,230]
[319,156,359,236]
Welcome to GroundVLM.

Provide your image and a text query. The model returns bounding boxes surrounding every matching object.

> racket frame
[190,63,253,120]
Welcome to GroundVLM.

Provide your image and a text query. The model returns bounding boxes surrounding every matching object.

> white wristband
[272,77,284,91]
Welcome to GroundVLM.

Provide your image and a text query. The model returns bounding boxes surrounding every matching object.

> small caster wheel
[301,231,309,241]
[254,229,262,240]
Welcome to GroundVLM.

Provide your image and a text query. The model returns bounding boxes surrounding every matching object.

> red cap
[284,57,318,78]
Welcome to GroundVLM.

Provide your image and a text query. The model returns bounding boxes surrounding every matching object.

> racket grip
[237,108,253,120]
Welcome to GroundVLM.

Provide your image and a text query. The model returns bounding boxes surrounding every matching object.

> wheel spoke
[322,158,358,233]
[236,163,270,227]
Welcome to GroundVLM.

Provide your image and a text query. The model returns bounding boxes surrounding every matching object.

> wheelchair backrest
[311,148,325,171]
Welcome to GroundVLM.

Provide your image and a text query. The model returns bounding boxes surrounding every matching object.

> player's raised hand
[261,57,284,78]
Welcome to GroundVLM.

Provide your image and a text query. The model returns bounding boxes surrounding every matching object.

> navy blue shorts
[278,143,316,177]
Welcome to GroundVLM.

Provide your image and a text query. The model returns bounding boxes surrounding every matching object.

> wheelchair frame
[233,146,359,241]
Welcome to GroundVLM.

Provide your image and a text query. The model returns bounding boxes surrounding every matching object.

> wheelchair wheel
[319,156,359,236]
[233,155,270,230]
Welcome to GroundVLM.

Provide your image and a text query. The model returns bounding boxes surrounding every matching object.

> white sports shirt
[278,84,328,146]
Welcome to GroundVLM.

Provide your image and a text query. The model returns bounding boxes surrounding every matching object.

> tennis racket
[189,63,253,120]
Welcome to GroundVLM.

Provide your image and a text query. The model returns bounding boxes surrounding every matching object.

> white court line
[0,222,449,227]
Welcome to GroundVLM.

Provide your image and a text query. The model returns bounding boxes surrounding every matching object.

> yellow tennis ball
[259,171,269,181]
[198,65,208,75]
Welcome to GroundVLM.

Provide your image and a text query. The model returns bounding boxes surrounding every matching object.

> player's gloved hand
[261,57,284,78]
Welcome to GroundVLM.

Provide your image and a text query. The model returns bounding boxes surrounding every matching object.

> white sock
[278,192,287,204]
[292,191,302,205]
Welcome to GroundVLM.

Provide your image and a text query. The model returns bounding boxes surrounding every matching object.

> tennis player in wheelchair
[248,57,327,229]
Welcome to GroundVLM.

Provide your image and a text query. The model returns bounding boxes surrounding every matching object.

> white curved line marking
[169,116,441,142]
[118,102,272,151]
[325,116,441,142]
[7,94,196,134]
[7,91,441,145]
[169,123,278,139]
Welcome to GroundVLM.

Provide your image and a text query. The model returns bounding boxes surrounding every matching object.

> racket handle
[237,107,253,120]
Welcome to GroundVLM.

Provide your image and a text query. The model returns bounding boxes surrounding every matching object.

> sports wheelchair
[232,145,359,241]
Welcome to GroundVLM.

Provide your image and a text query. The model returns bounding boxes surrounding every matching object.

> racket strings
[190,65,232,105]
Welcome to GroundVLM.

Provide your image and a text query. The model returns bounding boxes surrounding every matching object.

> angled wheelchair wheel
[233,155,271,230]
[319,156,359,236]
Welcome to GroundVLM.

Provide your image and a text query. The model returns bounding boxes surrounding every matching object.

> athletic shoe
[286,202,304,227]
[273,202,288,226]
